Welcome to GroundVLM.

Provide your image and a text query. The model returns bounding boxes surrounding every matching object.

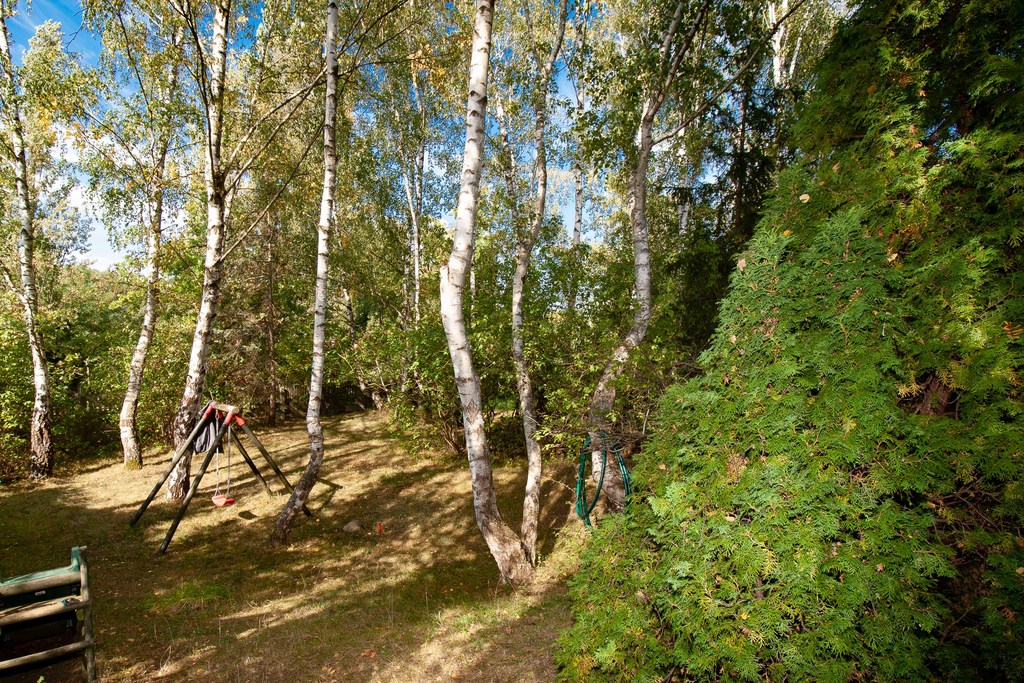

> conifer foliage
[558,0,1024,679]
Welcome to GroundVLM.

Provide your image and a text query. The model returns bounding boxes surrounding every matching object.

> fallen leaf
[737,257,747,271]
[799,193,811,203]
[782,229,791,236]
[729,334,737,344]
[832,162,841,172]
[876,564,884,573]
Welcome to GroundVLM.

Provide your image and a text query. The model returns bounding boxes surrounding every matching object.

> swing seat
[211,494,235,507]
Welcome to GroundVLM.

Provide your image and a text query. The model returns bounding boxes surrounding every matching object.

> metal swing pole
[239,423,313,517]
[229,430,274,495]
[156,410,235,556]
[130,402,217,527]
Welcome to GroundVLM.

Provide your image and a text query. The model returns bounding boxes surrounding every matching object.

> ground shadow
[0,410,579,682]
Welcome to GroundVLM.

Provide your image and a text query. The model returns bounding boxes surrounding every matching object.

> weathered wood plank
[0,638,92,672]
[0,597,88,627]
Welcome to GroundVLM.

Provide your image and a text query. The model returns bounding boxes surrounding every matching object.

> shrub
[558,0,1024,679]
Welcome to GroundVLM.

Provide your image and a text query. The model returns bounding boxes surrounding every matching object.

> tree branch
[653,0,809,146]
[217,120,323,266]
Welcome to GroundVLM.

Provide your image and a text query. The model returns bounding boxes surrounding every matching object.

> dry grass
[0,411,584,682]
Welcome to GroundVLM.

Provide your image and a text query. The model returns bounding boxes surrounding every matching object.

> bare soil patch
[0,411,582,682]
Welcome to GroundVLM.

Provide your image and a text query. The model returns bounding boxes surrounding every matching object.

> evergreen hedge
[558,0,1024,679]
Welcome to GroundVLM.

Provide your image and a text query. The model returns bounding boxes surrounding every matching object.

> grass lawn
[0,410,582,682]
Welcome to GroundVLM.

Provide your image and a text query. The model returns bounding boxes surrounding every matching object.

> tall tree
[0,5,85,478]
[83,0,187,469]
[584,0,716,510]
[581,0,809,511]
[166,0,324,498]
[494,0,568,565]
[271,0,339,545]
[166,0,233,497]
[271,0,409,541]
[441,0,532,584]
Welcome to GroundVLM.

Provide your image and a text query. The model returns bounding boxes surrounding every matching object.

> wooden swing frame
[129,401,311,555]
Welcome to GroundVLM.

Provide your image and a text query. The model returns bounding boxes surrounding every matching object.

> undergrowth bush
[558,0,1024,679]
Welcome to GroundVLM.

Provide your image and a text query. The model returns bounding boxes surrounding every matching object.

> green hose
[575,431,632,527]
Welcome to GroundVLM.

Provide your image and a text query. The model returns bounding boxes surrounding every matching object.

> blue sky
[7,1,98,61]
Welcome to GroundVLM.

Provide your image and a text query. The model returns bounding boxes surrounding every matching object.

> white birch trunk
[265,220,279,426]
[767,1,786,88]
[0,13,54,479]
[120,190,162,469]
[513,0,566,566]
[440,0,531,584]
[573,162,583,248]
[168,0,232,498]
[567,158,583,312]
[585,0,708,513]
[512,116,545,564]
[271,0,339,544]
[587,128,653,511]
[120,32,182,469]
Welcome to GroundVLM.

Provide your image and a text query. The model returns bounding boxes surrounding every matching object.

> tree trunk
[586,120,654,512]
[265,219,278,427]
[513,0,566,566]
[0,13,54,479]
[168,0,232,498]
[767,0,788,88]
[120,31,182,469]
[584,0,704,514]
[568,75,584,312]
[441,0,531,585]
[271,0,339,545]
[120,190,162,469]
[399,137,424,325]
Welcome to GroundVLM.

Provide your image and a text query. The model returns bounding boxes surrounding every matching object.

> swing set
[130,401,311,555]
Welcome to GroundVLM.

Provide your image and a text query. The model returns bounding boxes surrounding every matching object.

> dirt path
[0,411,580,682]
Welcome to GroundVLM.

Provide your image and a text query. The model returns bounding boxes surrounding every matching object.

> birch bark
[168,0,232,497]
[120,28,183,469]
[509,0,567,566]
[587,0,710,511]
[119,189,163,469]
[271,0,339,544]
[441,0,531,584]
[0,9,54,479]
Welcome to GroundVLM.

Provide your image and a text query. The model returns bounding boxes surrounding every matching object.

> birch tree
[271,0,409,542]
[83,1,186,469]
[582,0,810,511]
[270,0,339,544]
[581,0,717,510]
[0,6,87,478]
[441,0,532,584]
[166,0,325,498]
[493,0,568,566]
[165,0,233,497]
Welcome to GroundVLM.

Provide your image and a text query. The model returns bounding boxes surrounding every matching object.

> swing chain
[212,420,232,498]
